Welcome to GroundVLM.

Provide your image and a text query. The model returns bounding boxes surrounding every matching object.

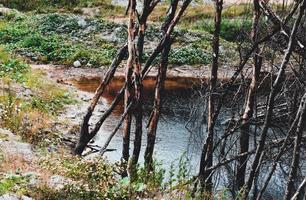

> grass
[0,48,75,144]
[0,11,239,67]
[0,13,118,67]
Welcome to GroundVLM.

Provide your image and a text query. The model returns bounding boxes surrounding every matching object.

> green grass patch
[0,48,75,143]
[0,13,118,67]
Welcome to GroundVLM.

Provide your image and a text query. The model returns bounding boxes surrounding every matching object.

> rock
[0,6,19,16]
[0,194,33,200]
[77,18,87,27]
[0,128,20,141]
[0,129,35,161]
[81,7,100,18]
[73,60,82,67]
[0,140,34,161]
[48,175,72,190]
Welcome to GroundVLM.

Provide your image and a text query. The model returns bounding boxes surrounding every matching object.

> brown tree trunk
[143,0,191,171]
[74,0,161,157]
[236,0,262,191]
[144,37,171,171]
[74,45,127,155]
[198,0,223,193]
[122,0,136,176]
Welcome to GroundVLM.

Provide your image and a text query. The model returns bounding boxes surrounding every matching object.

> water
[68,75,306,197]
[69,76,217,173]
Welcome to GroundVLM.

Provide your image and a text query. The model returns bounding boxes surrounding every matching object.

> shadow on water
[67,75,301,197]
[68,76,210,169]
[69,74,306,196]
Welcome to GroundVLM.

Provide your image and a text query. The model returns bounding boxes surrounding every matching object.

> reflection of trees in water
[73,0,306,197]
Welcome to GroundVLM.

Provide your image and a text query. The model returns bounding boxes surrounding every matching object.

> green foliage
[192,18,252,41]
[0,13,117,67]
[0,58,29,82]
[169,44,212,65]
[0,171,35,195]
[0,0,79,11]
[0,22,30,44]
[38,13,80,34]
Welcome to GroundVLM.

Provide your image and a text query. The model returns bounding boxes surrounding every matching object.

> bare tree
[244,0,306,197]
[236,0,262,191]
[284,93,306,200]
[198,0,223,193]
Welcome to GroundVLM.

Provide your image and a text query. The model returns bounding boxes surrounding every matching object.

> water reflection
[69,76,214,173]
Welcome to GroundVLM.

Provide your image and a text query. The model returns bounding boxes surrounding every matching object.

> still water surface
[70,76,229,173]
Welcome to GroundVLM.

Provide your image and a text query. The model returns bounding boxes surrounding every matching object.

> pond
[68,75,231,173]
[68,74,303,197]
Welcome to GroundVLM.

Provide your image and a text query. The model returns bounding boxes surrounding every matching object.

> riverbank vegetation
[0,0,306,199]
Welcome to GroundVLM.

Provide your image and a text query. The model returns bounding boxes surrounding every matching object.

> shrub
[38,13,80,34]
[193,18,252,41]
[169,44,212,65]
[22,34,45,48]
[0,59,29,82]
[0,22,30,44]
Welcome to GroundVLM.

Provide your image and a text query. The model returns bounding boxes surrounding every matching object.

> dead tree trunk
[144,0,179,171]
[143,0,191,170]
[144,38,171,171]
[128,0,160,177]
[236,0,262,191]
[74,45,127,155]
[198,0,223,193]
[284,93,306,200]
[122,0,137,175]
[74,0,160,157]
[244,0,306,197]
[256,95,304,200]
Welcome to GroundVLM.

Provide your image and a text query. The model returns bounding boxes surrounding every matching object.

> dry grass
[0,151,52,184]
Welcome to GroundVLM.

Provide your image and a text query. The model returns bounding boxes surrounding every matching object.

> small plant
[169,44,212,65]
[0,58,29,82]
[0,171,35,195]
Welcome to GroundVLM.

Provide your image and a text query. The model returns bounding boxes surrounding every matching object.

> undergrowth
[0,48,74,144]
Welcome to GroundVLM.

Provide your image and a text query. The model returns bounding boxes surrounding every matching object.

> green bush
[169,44,212,65]
[0,59,29,82]
[0,23,31,44]
[0,172,35,195]
[38,13,80,34]
[22,34,45,48]
[191,18,252,41]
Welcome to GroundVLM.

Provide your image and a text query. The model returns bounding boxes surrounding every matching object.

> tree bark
[236,0,262,191]
[74,45,127,155]
[284,93,306,200]
[122,0,137,176]
[144,38,171,171]
[198,0,223,193]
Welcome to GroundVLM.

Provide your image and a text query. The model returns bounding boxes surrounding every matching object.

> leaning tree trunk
[74,0,161,157]
[74,45,127,155]
[198,0,223,193]
[284,93,306,200]
[122,0,136,176]
[143,0,179,172]
[236,0,262,191]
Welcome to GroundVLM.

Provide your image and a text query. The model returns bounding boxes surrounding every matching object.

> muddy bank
[31,63,244,83]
